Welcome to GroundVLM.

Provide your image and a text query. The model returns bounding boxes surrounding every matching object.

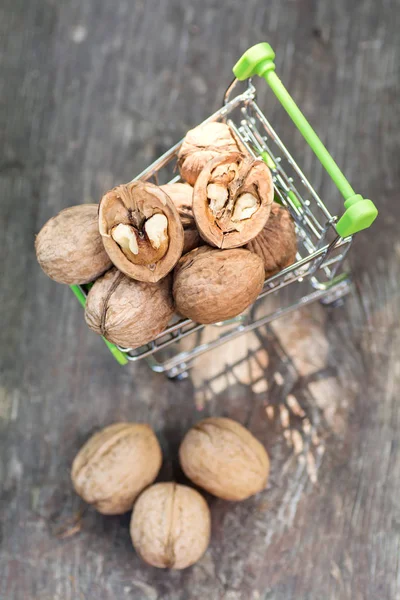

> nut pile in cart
[35,121,297,350]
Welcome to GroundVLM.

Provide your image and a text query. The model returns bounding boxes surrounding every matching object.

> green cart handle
[233,43,377,238]
[70,284,128,365]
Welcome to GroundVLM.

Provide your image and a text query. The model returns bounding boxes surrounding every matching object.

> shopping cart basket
[71,42,377,378]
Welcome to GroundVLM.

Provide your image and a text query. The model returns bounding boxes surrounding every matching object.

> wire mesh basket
[71,43,377,378]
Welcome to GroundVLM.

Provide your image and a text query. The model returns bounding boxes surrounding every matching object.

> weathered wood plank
[1,0,399,598]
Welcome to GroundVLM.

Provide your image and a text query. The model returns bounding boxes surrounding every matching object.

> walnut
[246,203,297,277]
[193,152,274,248]
[178,121,239,186]
[160,183,194,227]
[180,227,204,254]
[173,246,265,324]
[71,423,162,515]
[160,182,204,254]
[85,267,174,349]
[130,483,210,569]
[35,204,112,285]
[179,417,270,500]
[99,181,184,283]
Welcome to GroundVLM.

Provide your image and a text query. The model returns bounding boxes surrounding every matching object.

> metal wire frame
[80,79,353,376]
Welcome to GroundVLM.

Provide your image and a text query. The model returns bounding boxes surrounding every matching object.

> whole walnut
[85,267,174,349]
[179,417,270,501]
[178,122,239,185]
[160,183,194,227]
[246,203,297,277]
[173,246,265,324]
[160,183,204,254]
[35,204,112,284]
[71,422,162,515]
[130,483,211,569]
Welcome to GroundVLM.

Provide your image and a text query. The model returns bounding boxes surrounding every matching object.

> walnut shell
[85,268,174,349]
[160,182,204,254]
[179,417,270,501]
[173,246,265,324]
[193,152,274,249]
[35,204,112,285]
[71,422,162,515]
[99,181,184,283]
[178,122,239,186]
[160,183,194,227]
[246,203,297,277]
[130,483,211,569]
[181,228,204,254]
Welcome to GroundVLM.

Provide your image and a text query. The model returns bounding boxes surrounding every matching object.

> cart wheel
[320,296,346,308]
[319,279,352,307]
[176,371,190,381]
[166,363,191,380]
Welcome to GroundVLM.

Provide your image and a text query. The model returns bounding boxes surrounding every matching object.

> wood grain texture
[1,0,399,598]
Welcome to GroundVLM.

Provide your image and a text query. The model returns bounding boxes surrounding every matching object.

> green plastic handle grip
[70,284,129,365]
[233,43,377,237]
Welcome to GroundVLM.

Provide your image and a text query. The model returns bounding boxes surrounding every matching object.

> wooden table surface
[1,0,399,598]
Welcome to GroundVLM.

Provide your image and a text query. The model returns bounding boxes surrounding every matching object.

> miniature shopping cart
[71,43,377,378]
